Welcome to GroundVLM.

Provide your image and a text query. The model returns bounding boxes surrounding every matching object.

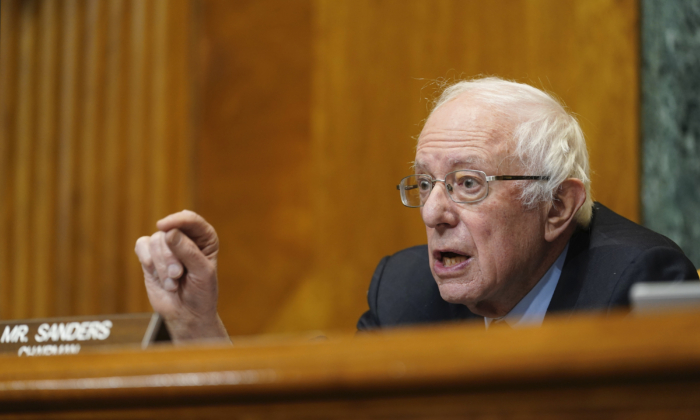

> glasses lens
[400,175,432,207]
[446,170,487,203]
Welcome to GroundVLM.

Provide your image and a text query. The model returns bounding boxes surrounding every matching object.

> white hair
[430,77,593,226]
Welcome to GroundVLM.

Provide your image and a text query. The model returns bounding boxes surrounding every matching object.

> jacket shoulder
[551,203,699,313]
[590,203,686,251]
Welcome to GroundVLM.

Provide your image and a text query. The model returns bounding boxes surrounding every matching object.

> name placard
[0,313,170,357]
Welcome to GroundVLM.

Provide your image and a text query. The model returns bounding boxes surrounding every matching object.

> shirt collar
[484,242,569,329]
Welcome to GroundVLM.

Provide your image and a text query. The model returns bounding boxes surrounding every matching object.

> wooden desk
[2,310,700,419]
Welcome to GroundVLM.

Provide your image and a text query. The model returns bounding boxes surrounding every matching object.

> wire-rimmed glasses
[396,170,549,208]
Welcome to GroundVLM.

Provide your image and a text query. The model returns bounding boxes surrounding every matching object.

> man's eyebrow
[447,157,486,168]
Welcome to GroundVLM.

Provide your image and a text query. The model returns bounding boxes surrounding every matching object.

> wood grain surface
[0,0,642,336]
[198,0,641,335]
[0,0,193,319]
[1,310,700,419]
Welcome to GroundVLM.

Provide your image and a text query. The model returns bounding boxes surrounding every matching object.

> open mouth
[438,251,470,268]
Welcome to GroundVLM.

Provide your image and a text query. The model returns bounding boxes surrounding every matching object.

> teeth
[443,255,467,267]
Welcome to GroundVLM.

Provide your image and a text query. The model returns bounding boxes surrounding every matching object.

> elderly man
[135,77,698,341]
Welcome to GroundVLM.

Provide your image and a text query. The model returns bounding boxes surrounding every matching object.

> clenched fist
[134,210,229,343]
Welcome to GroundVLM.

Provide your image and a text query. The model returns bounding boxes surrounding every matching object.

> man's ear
[544,178,586,242]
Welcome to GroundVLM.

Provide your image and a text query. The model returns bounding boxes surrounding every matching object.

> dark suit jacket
[357,203,699,329]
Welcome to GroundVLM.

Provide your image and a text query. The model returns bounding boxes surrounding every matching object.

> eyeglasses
[396,170,549,207]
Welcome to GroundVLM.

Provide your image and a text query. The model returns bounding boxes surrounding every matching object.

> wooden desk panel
[2,311,700,419]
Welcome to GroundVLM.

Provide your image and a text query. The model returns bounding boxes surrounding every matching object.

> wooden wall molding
[0,0,193,320]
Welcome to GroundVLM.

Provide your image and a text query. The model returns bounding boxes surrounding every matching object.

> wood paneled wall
[0,0,639,334]
[0,0,192,319]
[199,0,640,335]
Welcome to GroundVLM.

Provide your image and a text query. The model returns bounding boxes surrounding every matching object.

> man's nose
[420,183,459,229]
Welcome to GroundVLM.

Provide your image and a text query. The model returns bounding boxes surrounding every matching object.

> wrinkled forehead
[414,155,490,174]
[415,97,514,174]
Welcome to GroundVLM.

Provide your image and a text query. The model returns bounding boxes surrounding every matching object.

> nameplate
[0,313,170,357]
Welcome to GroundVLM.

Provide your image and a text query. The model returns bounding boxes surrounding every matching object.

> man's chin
[436,282,477,307]
[437,282,505,318]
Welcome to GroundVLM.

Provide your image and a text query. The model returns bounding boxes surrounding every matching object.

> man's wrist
[163,312,230,344]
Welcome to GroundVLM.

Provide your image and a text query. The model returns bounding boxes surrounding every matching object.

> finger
[149,231,182,291]
[134,236,155,278]
[165,228,215,282]
[148,232,168,282]
[156,210,218,255]
[157,230,186,291]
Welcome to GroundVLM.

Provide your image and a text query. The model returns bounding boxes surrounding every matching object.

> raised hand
[134,210,229,343]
